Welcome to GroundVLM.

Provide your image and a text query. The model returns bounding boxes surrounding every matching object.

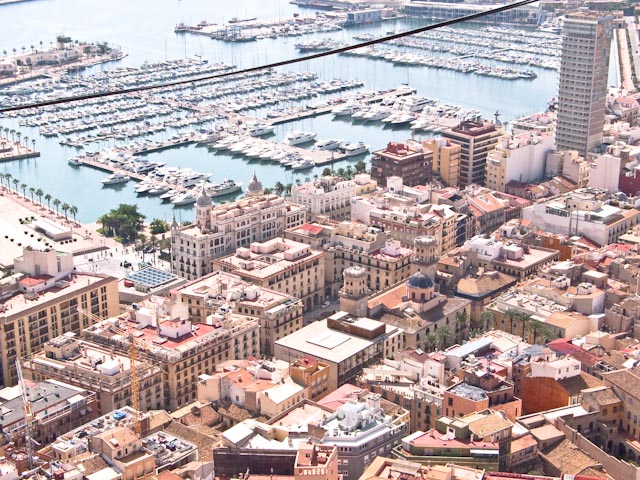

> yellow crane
[77,308,143,435]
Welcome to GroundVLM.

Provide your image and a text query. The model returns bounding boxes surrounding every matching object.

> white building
[530,357,581,380]
[292,174,376,220]
[522,188,640,245]
[485,131,555,191]
[588,153,622,192]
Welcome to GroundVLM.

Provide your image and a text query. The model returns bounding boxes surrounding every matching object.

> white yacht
[283,131,317,146]
[171,191,198,205]
[331,103,360,116]
[248,124,275,137]
[390,113,416,126]
[135,181,155,193]
[160,189,179,200]
[291,158,315,170]
[206,180,243,198]
[341,142,369,157]
[68,156,83,166]
[362,108,390,121]
[148,184,171,195]
[401,96,437,112]
[315,139,343,151]
[101,172,130,185]
[175,173,211,188]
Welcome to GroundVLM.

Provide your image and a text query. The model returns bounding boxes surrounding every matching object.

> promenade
[0,136,40,162]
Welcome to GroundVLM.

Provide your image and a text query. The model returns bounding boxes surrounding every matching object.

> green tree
[69,205,78,224]
[274,181,285,196]
[480,311,495,331]
[35,188,43,205]
[61,203,70,220]
[28,187,35,203]
[425,332,437,352]
[98,203,145,243]
[322,167,332,177]
[20,183,26,198]
[336,167,346,179]
[149,219,169,235]
[44,193,52,210]
[436,326,451,350]
[455,310,468,342]
[345,165,354,179]
[355,158,367,173]
[504,309,519,335]
[12,178,18,193]
[52,198,61,215]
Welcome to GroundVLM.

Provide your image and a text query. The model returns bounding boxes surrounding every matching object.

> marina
[0,0,560,223]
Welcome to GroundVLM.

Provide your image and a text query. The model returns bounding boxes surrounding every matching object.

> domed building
[411,235,439,277]
[339,266,370,317]
[246,173,264,198]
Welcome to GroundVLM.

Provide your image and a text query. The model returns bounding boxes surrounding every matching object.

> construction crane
[15,360,35,470]
[77,307,143,436]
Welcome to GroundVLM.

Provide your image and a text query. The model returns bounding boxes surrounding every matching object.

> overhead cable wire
[0,0,539,114]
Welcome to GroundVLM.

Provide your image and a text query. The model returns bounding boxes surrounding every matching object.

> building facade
[171,191,306,280]
[441,120,503,187]
[556,13,613,156]
[370,142,433,187]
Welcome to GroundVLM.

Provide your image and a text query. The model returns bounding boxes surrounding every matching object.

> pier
[0,137,40,162]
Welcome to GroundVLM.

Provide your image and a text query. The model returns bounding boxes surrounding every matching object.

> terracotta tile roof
[541,439,600,475]
[558,372,602,396]
[298,223,324,236]
[601,368,640,399]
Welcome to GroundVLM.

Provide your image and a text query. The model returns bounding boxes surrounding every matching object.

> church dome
[196,184,212,207]
[247,173,264,194]
[407,271,434,289]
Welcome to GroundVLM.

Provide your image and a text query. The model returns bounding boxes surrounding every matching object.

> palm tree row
[502,308,557,345]
[0,126,35,153]
[0,173,78,223]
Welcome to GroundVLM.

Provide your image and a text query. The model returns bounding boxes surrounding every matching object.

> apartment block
[173,270,303,356]
[371,141,433,187]
[441,120,503,187]
[0,246,119,387]
[423,137,461,186]
[22,332,164,414]
[213,237,325,312]
[81,296,260,411]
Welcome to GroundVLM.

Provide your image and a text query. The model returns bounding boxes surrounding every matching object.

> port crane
[15,360,35,470]
[77,308,144,435]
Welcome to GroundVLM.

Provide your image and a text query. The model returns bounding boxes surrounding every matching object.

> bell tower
[339,266,369,317]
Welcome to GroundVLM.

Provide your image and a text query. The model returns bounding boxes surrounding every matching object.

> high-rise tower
[556,12,613,157]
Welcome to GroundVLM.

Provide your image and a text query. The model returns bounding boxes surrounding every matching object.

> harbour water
[0,0,560,223]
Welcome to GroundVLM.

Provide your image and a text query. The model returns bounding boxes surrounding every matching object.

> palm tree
[69,205,78,224]
[44,193,52,210]
[35,188,43,206]
[455,310,468,342]
[31,138,35,151]
[0,173,5,190]
[518,312,532,340]
[480,311,495,331]
[504,309,519,335]
[436,326,451,350]
[4,173,12,191]
[16,132,21,150]
[12,178,18,193]
[425,332,437,352]
[20,183,26,198]
[345,165,354,179]
[52,198,61,215]
[274,181,285,195]
[28,187,35,203]
[336,167,346,179]
[61,203,70,220]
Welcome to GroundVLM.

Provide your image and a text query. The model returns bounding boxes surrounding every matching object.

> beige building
[423,137,461,186]
[173,270,303,356]
[441,119,503,187]
[90,427,155,480]
[81,296,260,411]
[0,247,119,387]
[213,237,325,311]
[22,333,164,414]
[171,185,306,280]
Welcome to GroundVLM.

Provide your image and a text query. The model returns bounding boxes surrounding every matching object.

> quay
[0,137,40,162]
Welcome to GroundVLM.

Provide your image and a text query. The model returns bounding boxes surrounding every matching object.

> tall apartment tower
[441,120,503,187]
[556,12,613,157]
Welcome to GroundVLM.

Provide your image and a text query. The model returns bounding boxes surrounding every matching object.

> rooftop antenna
[485,353,495,377]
